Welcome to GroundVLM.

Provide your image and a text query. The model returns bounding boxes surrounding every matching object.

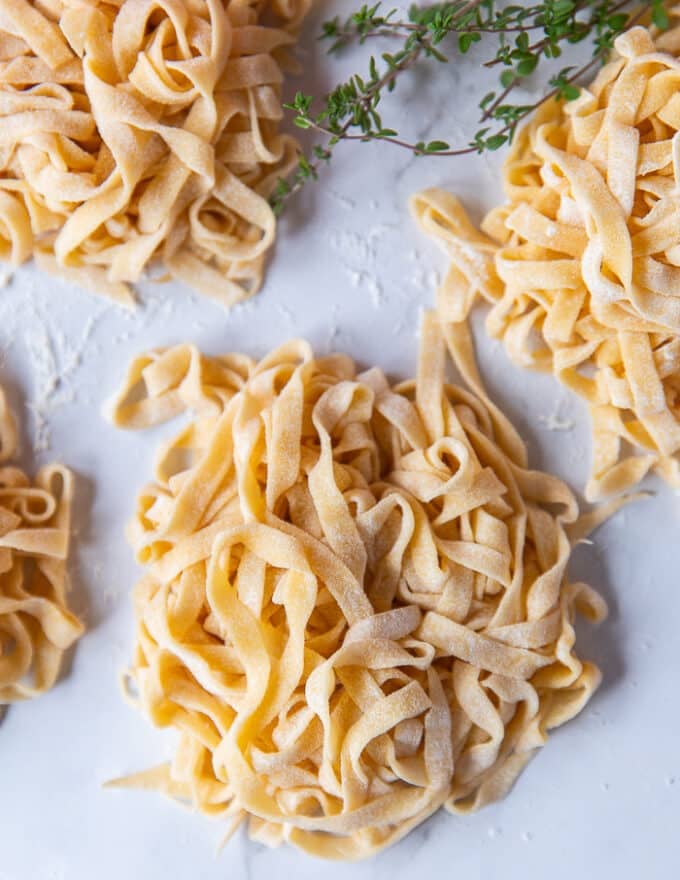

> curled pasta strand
[0,387,83,704]
[109,314,606,860]
[0,0,309,306]
[412,19,680,501]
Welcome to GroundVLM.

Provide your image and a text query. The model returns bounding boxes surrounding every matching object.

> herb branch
[271,1,667,215]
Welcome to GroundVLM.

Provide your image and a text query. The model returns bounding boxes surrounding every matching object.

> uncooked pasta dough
[412,22,680,501]
[0,387,82,703]
[108,313,606,860]
[0,0,308,307]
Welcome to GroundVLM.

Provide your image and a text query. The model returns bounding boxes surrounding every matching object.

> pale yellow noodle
[0,385,83,704]
[107,313,606,860]
[412,20,680,501]
[0,0,309,307]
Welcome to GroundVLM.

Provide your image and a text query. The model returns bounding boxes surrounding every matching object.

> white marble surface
[1,4,679,878]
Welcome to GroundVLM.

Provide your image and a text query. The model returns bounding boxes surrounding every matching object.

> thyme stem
[270,1,665,215]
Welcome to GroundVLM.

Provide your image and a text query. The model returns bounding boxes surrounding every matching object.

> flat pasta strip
[0,0,309,307]
[108,314,606,860]
[412,20,680,500]
[0,386,83,704]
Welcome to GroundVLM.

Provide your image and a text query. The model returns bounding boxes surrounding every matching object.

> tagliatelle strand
[107,314,606,861]
[412,21,680,501]
[0,0,309,307]
[0,386,83,704]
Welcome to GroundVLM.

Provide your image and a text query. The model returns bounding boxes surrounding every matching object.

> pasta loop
[0,386,83,704]
[108,316,606,860]
[412,21,680,500]
[0,0,308,306]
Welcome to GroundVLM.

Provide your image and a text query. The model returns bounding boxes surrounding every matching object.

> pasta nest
[0,388,82,704]
[0,0,308,306]
[110,313,606,860]
[413,22,680,501]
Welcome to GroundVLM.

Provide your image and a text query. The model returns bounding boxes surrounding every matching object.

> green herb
[271,1,665,215]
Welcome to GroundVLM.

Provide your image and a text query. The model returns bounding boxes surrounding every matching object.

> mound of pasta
[109,314,606,860]
[0,0,308,307]
[413,22,680,501]
[0,387,82,704]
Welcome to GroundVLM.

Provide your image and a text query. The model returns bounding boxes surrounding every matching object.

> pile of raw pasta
[0,387,82,703]
[413,23,680,501]
[108,313,606,860]
[0,0,308,307]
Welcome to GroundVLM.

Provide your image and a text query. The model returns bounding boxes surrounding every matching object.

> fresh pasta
[0,0,308,307]
[108,314,606,860]
[0,386,82,704]
[412,22,680,501]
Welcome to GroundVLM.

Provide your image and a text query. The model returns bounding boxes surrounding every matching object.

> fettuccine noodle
[0,386,82,704]
[0,0,308,307]
[108,313,606,860]
[412,21,680,501]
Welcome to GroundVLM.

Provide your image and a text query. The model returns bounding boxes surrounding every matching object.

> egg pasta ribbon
[108,314,606,860]
[412,22,680,500]
[0,385,82,704]
[0,0,309,307]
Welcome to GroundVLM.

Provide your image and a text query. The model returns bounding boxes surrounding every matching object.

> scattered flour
[114,328,134,344]
[348,269,363,289]
[102,582,121,607]
[328,228,388,310]
[538,399,575,432]
[328,217,439,310]
[327,190,356,211]
[22,309,101,452]
[538,413,575,431]
[326,303,341,349]
[347,269,383,307]
[364,275,383,307]
[410,265,440,294]
[329,229,374,265]
[367,223,398,242]
[275,302,295,324]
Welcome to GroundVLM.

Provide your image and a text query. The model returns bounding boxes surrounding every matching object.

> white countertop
[1,4,678,878]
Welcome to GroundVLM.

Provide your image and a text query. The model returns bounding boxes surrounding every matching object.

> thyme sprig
[271,1,667,214]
